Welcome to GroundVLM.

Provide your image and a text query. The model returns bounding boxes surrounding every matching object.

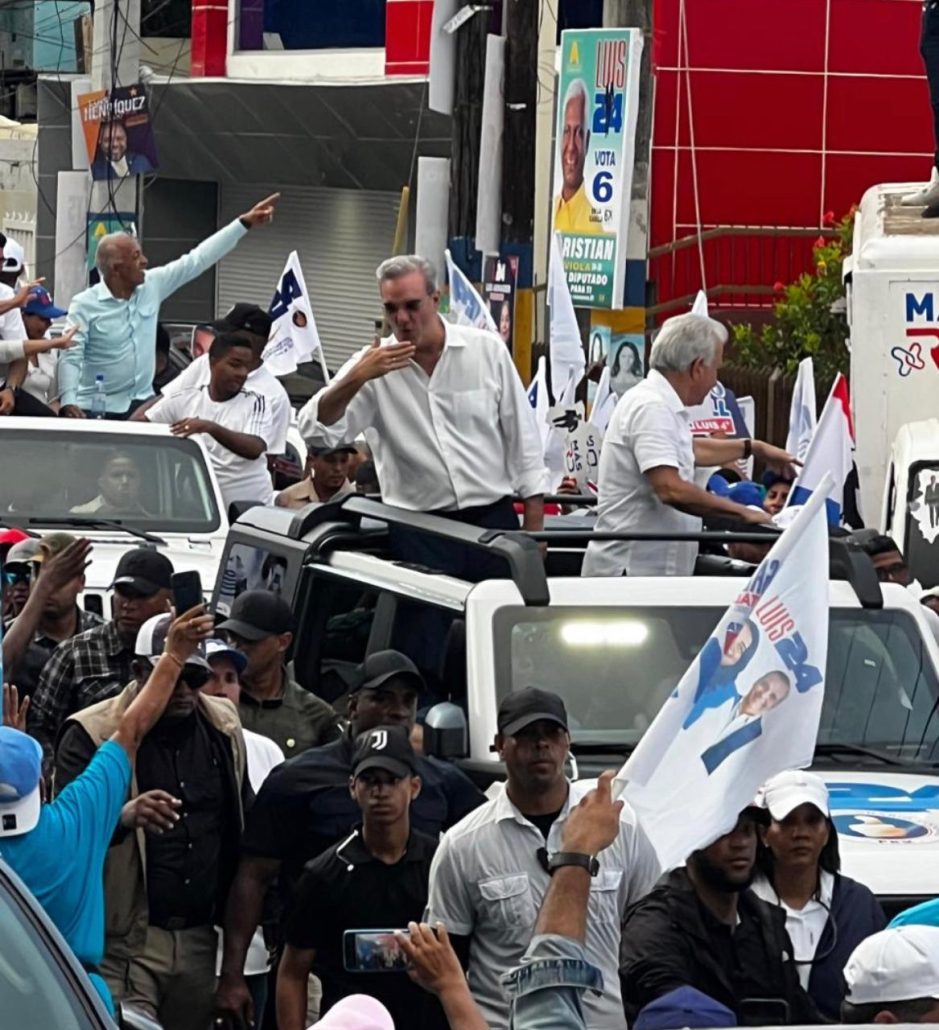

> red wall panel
[651,0,933,305]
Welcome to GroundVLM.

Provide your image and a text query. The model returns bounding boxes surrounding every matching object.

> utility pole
[502,0,538,378]
[604,0,653,325]
[89,0,142,227]
[448,9,489,256]
[531,0,558,353]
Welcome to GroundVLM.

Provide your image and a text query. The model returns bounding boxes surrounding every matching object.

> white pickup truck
[1,417,230,612]
[214,497,939,917]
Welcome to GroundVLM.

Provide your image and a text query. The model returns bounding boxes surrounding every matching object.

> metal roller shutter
[216,184,401,370]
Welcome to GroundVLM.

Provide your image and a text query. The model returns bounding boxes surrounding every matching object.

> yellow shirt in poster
[554,183,603,235]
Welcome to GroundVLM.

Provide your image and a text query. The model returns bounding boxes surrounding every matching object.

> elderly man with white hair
[582,312,796,578]
[59,194,279,420]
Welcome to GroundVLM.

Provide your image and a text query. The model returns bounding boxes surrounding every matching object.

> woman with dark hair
[752,770,885,1019]
[609,338,643,398]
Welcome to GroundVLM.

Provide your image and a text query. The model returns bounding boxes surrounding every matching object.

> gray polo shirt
[424,780,660,1029]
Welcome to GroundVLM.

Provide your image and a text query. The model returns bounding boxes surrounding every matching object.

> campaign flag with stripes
[788,373,854,525]
[613,479,831,870]
[786,358,817,463]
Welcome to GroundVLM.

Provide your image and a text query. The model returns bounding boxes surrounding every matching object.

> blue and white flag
[527,355,551,455]
[786,357,817,463]
[264,251,327,379]
[614,479,831,870]
[445,249,498,334]
[548,231,585,399]
[788,373,854,525]
[590,365,617,437]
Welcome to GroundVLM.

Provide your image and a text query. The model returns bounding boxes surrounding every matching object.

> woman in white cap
[753,770,886,1019]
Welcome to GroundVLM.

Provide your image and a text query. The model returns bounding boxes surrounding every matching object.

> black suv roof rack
[283,497,883,610]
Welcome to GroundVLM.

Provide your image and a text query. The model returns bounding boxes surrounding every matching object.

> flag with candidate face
[614,477,832,870]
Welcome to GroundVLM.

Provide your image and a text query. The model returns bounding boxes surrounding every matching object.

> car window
[493,606,939,762]
[0,429,220,534]
[905,462,939,588]
[0,874,99,1029]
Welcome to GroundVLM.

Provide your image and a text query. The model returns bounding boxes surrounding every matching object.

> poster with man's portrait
[78,83,160,182]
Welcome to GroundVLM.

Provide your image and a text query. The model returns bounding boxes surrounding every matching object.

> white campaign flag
[445,249,498,333]
[690,289,709,317]
[614,478,832,870]
[263,252,326,378]
[548,232,585,399]
[786,357,817,463]
[590,365,617,437]
[527,355,551,455]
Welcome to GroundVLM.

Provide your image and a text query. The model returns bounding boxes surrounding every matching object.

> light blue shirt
[0,740,132,1013]
[60,219,249,412]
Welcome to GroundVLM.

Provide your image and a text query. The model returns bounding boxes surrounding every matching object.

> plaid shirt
[28,619,136,760]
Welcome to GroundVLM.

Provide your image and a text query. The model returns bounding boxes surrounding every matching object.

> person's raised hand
[59,404,86,419]
[354,337,416,382]
[14,278,45,307]
[2,684,30,731]
[397,922,465,996]
[37,538,92,594]
[120,789,181,834]
[164,604,213,664]
[561,769,624,856]
[240,193,280,228]
[753,440,801,478]
[49,325,78,351]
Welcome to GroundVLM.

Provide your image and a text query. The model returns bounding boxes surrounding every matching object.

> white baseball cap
[310,994,394,1029]
[758,769,830,820]
[2,238,25,273]
[845,926,939,1005]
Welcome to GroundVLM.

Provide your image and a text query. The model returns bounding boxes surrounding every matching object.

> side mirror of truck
[423,702,468,761]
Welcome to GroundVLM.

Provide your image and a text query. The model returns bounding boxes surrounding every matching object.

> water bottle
[91,374,107,419]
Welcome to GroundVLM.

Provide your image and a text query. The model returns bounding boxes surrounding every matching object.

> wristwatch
[742,438,753,460]
[547,852,600,876]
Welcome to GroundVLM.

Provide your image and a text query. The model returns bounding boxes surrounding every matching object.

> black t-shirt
[285,827,447,1029]
[241,732,485,896]
[524,807,562,841]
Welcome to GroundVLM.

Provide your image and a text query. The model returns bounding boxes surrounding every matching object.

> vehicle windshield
[0,870,99,1029]
[494,606,939,764]
[906,462,939,589]
[0,429,220,534]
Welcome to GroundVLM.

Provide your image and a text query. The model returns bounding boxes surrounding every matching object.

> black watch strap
[547,851,599,876]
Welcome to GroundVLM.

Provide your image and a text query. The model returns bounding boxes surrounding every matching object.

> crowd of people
[4,216,939,1030]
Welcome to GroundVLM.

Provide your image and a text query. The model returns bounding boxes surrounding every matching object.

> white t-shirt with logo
[147,385,276,508]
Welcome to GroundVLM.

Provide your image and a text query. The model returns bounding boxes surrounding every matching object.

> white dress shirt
[752,871,834,990]
[147,385,276,508]
[0,283,26,386]
[162,353,291,454]
[298,319,547,511]
[582,369,700,577]
[424,779,660,1030]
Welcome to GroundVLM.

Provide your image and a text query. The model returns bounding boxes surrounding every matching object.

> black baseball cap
[216,589,295,641]
[497,687,569,737]
[308,443,357,458]
[352,650,424,695]
[211,303,272,338]
[110,548,174,595]
[351,725,417,779]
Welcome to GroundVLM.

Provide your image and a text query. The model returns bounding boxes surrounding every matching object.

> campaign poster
[78,83,159,182]
[482,255,519,353]
[552,28,643,309]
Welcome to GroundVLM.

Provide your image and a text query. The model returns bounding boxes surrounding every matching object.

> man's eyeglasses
[180,667,211,691]
[2,567,32,586]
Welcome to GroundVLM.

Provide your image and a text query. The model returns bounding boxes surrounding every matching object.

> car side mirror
[423,702,468,761]
[228,499,261,523]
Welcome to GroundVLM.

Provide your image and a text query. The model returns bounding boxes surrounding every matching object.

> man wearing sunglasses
[1,536,40,622]
[53,611,251,1030]
[28,547,173,762]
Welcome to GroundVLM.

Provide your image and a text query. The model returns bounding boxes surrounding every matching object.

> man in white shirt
[144,333,276,510]
[298,255,546,575]
[425,688,660,1030]
[582,313,796,578]
[134,304,290,456]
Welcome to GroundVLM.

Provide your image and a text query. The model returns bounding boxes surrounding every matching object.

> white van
[882,419,939,589]
[1,418,230,612]
[845,182,939,525]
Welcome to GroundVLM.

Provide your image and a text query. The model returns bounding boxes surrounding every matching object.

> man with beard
[619,808,820,1025]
